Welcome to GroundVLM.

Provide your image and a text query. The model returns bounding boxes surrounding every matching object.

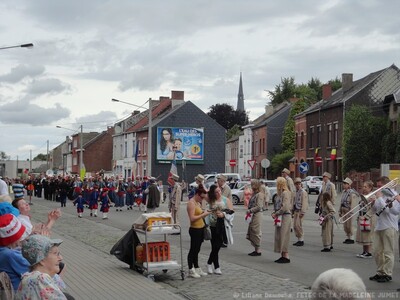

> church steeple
[237,72,244,112]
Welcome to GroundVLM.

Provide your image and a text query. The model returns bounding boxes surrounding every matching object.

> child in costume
[100,188,111,219]
[89,186,100,217]
[73,192,85,218]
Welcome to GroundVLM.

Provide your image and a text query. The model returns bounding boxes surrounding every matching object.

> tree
[270,151,294,177]
[267,77,297,106]
[329,77,342,92]
[281,99,308,153]
[343,105,387,173]
[0,151,8,160]
[33,153,47,161]
[381,132,396,163]
[207,103,249,130]
[226,124,243,140]
[307,77,322,101]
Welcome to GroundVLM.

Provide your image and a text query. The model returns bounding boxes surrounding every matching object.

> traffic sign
[261,158,270,168]
[229,159,236,167]
[315,156,323,166]
[248,159,256,169]
[299,162,309,174]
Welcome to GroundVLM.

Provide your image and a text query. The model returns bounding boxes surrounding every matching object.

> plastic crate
[143,242,170,262]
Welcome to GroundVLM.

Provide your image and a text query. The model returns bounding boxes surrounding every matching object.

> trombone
[338,178,398,223]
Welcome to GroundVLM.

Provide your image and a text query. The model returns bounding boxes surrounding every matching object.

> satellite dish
[114,125,122,134]
[46,169,54,177]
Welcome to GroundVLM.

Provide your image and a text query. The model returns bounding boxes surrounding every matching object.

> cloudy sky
[0,0,399,161]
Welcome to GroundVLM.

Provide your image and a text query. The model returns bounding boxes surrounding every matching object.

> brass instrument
[376,188,397,216]
[338,178,398,223]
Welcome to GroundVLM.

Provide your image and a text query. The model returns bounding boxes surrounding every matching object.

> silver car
[301,176,323,194]
[231,180,277,205]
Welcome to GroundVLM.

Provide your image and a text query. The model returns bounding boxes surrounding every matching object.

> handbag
[358,217,371,231]
[318,215,325,226]
[203,225,211,240]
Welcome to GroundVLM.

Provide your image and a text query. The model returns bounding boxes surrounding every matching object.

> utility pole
[46,140,49,170]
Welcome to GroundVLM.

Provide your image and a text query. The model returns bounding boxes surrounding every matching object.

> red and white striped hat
[0,214,26,246]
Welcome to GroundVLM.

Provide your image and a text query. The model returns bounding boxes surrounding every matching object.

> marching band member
[271,177,292,263]
[320,192,336,252]
[292,177,308,247]
[355,180,376,258]
[369,176,400,283]
[339,177,358,244]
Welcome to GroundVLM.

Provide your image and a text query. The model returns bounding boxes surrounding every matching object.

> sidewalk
[28,198,184,300]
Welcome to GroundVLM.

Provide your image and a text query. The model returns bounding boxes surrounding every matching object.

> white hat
[195,174,205,182]
[343,177,353,185]
[322,172,331,179]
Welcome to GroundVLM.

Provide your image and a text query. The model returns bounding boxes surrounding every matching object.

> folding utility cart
[133,213,185,281]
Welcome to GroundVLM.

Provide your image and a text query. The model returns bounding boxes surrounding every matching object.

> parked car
[231,179,277,205]
[260,179,278,204]
[301,176,323,194]
[189,173,241,190]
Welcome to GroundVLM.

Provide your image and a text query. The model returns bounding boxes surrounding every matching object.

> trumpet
[338,178,398,223]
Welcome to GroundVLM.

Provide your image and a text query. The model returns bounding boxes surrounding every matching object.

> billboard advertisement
[156,127,204,162]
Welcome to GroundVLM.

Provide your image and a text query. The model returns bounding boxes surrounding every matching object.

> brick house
[295,64,400,181]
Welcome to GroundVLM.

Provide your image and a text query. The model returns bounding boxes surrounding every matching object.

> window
[309,126,314,148]
[317,125,321,147]
[73,138,77,148]
[240,145,243,158]
[300,132,304,149]
[262,138,265,153]
[73,156,77,166]
[259,138,262,154]
[295,132,298,149]
[124,141,128,158]
[138,140,141,155]
[143,139,147,155]
[255,140,259,156]
[327,123,332,147]
[334,123,339,146]
[132,141,136,157]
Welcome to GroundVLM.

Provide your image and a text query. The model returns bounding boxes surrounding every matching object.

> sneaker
[195,268,207,276]
[248,251,261,256]
[275,257,290,263]
[321,248,331,252]
[369,274,381,281]
[188,268,201,278]
[214,268,222,275]
[360,253,372,258]
[207,264,213,274]
[357,252,366,258]
[377,275,391,283]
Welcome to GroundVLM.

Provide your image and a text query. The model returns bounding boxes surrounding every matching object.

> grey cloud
[0,64,45,83]
[25,78,72,95]
[0,98,70,126]
[75,111,118,131]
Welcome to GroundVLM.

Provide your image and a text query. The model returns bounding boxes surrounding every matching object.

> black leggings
[207,226,223,269]
[188,227,204,269]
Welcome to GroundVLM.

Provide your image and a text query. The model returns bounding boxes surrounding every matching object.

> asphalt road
[31,192,400,293]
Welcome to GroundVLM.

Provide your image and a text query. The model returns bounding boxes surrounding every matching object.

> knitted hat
[0,202,20,217]
[21,234,63,266]
[0,214,26,246]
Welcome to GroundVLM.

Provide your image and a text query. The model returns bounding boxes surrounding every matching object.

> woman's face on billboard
[162,130,171,141]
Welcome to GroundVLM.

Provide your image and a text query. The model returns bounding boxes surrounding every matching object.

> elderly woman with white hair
[15,234,68,300]
[311,268,371,300]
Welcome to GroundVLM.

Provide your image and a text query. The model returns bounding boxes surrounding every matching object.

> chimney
[322,84,332,100]
[171,90,184,100]
[159,96,169,101]
[132,110,140,116]
[342,73,353,92]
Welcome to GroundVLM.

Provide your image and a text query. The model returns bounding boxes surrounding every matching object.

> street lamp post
[0,43,34,50]
[56,125,84,176]
[111,98,153,176]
